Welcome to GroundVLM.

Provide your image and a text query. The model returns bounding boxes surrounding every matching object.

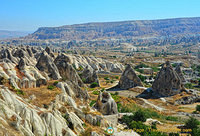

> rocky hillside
[0,45,125,136]
[26,17,200,40]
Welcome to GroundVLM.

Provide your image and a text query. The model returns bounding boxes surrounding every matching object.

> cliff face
[152,61,184,97]
[26,17,200,40]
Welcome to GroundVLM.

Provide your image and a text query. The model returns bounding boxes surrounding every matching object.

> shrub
[165,116,178,121]
[133,109,147,122]
[192,128,200,136]
[115,76,119,79]
[129,121,148,130]
[82,78,86,83]
[134,63,149,69]
[90,82,98,88]
[47,85,55,90]
[89,100,96,107]
[138,75,146,82]
[184,83,193,89]
[43,104,49,109]
[100,88,105,92]
[104,77,109,80]
[196,105,200,112]
[185,117,199,129]
[169,133,180,136]
[114,92,119,95]
[53,81,59,86]
[111,93,120,102]
[92,90,99,95]
[16,89,25,95]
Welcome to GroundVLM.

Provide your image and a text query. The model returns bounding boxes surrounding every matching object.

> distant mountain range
[26,17,200,41]
[0,30,31,39]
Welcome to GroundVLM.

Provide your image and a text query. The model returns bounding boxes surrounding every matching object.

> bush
[92,90,99,95]
[115,76,119,79]
[100,88,105,92]
[82,78,86,83]
[16,89,25,95]
[134,63,149,69]
[169,133,180,136]
[53,81,59,86]
[43,104,49,109]
[192,128,200,136]
[165,116,178,121]
[89,100,96,107]
[133,109,147,122]
[90,82,98,88]
[129,121,148,130]
[47,85,55,90]
[196,105,200,112]
[138,75,146,82]
[184,83,193,89]
[185,117,199,129]
[104,77,109,80]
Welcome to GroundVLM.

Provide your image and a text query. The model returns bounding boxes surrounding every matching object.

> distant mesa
[25,17,200,41]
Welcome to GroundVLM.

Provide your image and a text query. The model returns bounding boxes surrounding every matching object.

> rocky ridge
[0,46,123,136]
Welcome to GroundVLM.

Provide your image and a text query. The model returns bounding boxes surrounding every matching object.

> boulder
[152,61,184,97]
[94,91,118,115]
[81,66,99,85]
[119,64,143,89]
[36,51,61,80]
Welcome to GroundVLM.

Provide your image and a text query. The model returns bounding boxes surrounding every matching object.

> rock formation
[152,61,184,97]
[94,91,118,115]
[45,46,55,58]
[81,66,99,85]
[54,53,89,99]
[119,64,143,89]
[36,51,61,80]
[175,64,186,82]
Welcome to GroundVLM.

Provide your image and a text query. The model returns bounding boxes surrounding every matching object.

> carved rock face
[36,51,61,80]
[119,64,143,89]
[81,66,99,85]
[152,61,184,97]
[95,92,118,115]
[175,65,186,82]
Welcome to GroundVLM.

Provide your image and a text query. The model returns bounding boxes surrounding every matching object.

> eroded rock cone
[81,66,99,85]
[152,61,184,97]
[54,53,89,99]
[175,64,186,82]
[94,91,118,115]
[36,51,61,80]
[45,46,55,58]
[18,58,26,70]
[119,64,143,89]
[0,48,16,63]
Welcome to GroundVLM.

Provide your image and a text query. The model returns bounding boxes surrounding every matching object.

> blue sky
[0,0,200,31]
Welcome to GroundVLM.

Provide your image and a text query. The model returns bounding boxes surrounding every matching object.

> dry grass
[20,81,62,108]
[15,66,25,79]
